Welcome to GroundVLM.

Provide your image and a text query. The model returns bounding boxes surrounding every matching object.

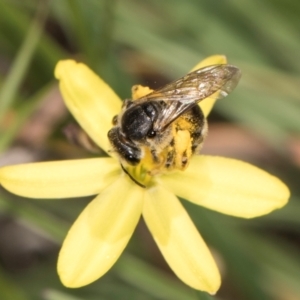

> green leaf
[0,1,50,122]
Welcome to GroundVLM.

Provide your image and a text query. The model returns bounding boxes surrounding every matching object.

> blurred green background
[0,0,300,299]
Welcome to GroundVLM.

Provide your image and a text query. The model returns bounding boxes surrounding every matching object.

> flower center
[120,147,162,188]
[121,146,186,188]
[122,163,154,188]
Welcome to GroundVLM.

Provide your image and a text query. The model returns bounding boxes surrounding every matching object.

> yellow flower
[0,55,289,294]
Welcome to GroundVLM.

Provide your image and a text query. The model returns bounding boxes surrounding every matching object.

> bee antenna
[121,164,146,188]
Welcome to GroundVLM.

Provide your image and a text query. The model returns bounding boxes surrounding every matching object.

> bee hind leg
[162,130,192,171]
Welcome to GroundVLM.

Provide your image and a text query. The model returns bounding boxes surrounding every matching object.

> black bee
[108,64,241,173]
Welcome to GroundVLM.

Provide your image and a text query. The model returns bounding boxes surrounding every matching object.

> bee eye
[147,130,156,138]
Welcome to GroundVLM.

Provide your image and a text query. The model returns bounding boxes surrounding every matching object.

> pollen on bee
[131,85,153,100]
[174,130,192,170]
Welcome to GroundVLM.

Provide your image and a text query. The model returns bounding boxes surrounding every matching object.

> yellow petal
[190,55,227,72]
[190,55,227,117]
[160,156,289,218]
[58,176,144,287]
[143,185,220,293]
[55,60,122,153]
[0,158,120,198]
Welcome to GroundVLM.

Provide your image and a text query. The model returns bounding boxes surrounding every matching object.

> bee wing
[136,64,241,132]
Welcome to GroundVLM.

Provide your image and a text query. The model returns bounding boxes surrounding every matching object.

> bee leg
[174,129,192,170]
[180,150,189,168]
[148,147,167,175]
[191,120,208,154]
[150,148,160,164]
[165,139,175,169]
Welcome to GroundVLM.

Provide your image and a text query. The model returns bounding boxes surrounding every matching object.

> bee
[108,64,241,176]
